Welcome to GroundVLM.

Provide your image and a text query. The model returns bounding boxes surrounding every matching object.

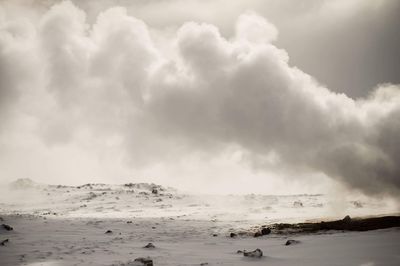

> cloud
[0,1,399,197]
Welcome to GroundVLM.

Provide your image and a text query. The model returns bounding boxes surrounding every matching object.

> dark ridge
[271,216,400,234]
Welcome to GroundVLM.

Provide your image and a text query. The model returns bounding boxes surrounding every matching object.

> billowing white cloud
[0,1,399,197]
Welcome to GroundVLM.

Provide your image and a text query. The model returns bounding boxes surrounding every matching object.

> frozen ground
[1,215,400,266]
[0,179,399,265]
[1,178,398,223]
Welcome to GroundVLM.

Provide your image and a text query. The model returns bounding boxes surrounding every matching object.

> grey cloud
[146,13,400,196]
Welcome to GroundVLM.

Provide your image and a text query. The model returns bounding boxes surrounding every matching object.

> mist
[0,0,399,197]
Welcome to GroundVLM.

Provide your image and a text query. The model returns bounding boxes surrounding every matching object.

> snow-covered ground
[1,179,399,265]
[1,214,400,266]
[1,178,398,223]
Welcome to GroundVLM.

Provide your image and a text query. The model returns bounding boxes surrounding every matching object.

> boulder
[2,224,13,231]
[261,227,271,235]
[243,248,263,258]
[293,201,303,207]
[230,232,237,238]
[143,243,155,249]
[254,232,262,238]
[133,257,153,266]
[285,239,301,246]
[1,239,9,246]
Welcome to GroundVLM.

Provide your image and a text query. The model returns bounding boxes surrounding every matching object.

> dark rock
[151,189,158,194]
[212,233,218,237]
[274,223,292,230]
[230,232,237,238]
[133,257,153,266]
[293,201,303,207]
[105,230,113,234]
[285,239,301,246]
[2,224,13,231]
[254,231,262,237]
[236,250,244,254]
[1,239,9,246]
[343,215,351,223]
[143,243,155,249]
[200,263,209,265]
[261,227,271,235]
[243,248,263,258]
[127,221,133,224]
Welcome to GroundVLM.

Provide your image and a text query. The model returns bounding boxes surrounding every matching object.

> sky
[0,0,399,196]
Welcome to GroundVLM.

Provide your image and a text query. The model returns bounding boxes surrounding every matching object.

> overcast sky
[0,0,399,196]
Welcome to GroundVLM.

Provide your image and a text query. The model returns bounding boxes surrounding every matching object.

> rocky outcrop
[272,215,400,233]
